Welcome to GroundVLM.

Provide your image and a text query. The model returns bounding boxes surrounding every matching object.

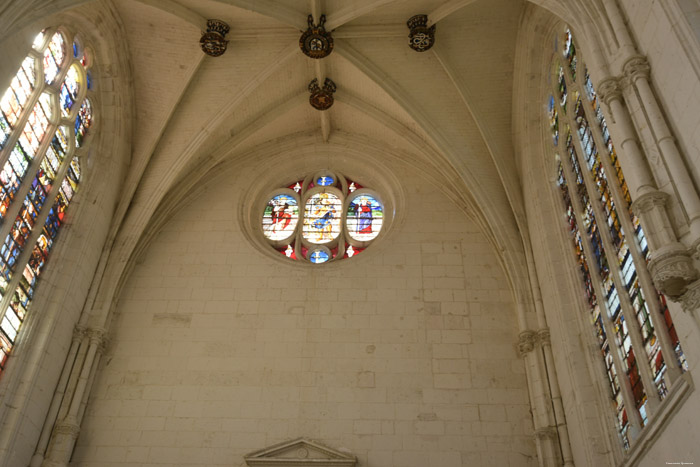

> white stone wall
[71,163,536,466]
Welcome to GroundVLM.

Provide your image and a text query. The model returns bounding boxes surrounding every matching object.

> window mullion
[563,111,662,416]
[0,150,74,322]
[556,139,645,436]
[573,71,683,387]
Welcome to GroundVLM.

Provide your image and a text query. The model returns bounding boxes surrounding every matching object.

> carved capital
[691,238,700,262]
[87,327,106,346]
[518,330,537,355]
[534,426,558,441]
[72,324,87,341]
[54,421,81,438]
[596,77,623,105]
[649,247,698,298]
[623,55,651,85]
[631,190,669,216]
[680,279,700,313]
[537,328,551,346]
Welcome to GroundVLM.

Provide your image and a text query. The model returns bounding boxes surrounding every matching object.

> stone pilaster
[41,327,107,467]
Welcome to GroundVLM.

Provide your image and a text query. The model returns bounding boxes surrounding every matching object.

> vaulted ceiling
[0,0,557,312]
[110,0,526,252]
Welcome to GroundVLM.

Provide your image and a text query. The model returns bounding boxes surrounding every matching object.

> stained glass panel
[0,56,36,150]
[548,96,559,146]
[563,29,577,81]
[32,31,46,50]
[308,249,329,263]
[43,32,65,85]
[0,28,90,378]
[347,180,363,193]
[549,27,695,449]
[60,65,81,117]
[262,195,298,241]
[264,174,381,262]
[74,99,92,147]
[557,65,567,113]
[303,193,341,244]
[346,195,383,242]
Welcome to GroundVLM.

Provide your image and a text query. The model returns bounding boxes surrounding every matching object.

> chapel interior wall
[71,154,536,466]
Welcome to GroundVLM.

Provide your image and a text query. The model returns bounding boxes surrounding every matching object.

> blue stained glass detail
[86,71,92,90]
[317,176,334,186]
[309,249,329,263]
[73,42,78,58]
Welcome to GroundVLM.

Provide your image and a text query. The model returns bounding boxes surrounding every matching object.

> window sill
[622,373,694,466]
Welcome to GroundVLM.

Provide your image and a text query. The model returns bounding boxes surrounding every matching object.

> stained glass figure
[346,195,383,241]
[262,195,298,241]
[317,176,334,186]
[303,192,341,244]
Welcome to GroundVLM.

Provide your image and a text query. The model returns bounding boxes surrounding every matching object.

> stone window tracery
[548,27,686,450]
[0,28,93,376]
[261,171,383,263]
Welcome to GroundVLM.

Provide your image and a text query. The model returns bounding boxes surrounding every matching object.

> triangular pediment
[244,438,357,466]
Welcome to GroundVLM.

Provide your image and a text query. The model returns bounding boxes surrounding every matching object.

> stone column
[622,56,700,240]
[29,325,86,467]
[518,330,562,467]
[597,79,698,299]
[537,328,575,467]
[41,328,106,467]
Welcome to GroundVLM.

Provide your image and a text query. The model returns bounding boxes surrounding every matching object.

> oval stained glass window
[346,195,383,242]
[259,172,384,263]
[262,194,299,241]
[302,192,342,244]
[308,248,330,263]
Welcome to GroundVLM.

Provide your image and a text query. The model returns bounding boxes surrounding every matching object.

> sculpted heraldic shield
[299,14,334,59]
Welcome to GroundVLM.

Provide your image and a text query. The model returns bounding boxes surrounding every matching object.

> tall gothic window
[0,29,93,376]
[548,28,686,449]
